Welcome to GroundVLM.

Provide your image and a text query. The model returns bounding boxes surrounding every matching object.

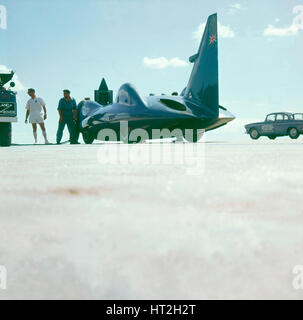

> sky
[1,0,303,143]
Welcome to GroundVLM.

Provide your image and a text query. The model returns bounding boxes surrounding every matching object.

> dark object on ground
[0,71,17,147]
[0,122,12,146]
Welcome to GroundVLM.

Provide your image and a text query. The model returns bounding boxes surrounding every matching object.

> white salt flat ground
[0,140,303,300]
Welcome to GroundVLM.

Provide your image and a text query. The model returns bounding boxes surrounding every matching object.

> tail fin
[185,13,219,116]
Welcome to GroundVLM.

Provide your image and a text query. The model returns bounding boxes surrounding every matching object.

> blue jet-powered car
[79,13,235,144]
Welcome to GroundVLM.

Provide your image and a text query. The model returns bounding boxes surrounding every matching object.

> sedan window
[276,114,288,121]
[266,114,276,122]
[294,114,303,120]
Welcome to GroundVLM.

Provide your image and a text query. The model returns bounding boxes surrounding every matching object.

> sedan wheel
[288,128,299,140]
[249,128,260,140]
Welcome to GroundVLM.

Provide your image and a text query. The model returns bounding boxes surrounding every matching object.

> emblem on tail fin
[209,35,217,45]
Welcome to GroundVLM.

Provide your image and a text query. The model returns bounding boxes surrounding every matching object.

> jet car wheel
[0,123,12,147]
[288,128,299,140]
[249,128,260,140]
[82,131,94,144]
[183,130,199,143]
[120,133,141,144]
[128,136,147,144]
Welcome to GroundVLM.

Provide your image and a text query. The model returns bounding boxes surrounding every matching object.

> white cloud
[227,3,247,15]
[263,24,300,37]
[143,57,188,69]
[193,22,235,42]
[0,65,25,91]
[264,10,303,37]
[231,3,243,10]
[218,23,236,38]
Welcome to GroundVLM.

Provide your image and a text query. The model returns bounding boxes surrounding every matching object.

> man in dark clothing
[56,89,78,144]
[74,97,90,144]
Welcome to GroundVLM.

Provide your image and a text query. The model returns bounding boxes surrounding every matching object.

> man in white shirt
[25,88,49,144]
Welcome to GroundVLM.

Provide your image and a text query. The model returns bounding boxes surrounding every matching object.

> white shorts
[29,113,44,124]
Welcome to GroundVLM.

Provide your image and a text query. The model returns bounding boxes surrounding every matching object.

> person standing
[25,88,49,144]
[56,89,78,144]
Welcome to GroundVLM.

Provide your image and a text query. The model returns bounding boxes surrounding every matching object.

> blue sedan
[245,112,303,140]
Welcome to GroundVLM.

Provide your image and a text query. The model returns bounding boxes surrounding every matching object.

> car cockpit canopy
[116,83,146,107]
